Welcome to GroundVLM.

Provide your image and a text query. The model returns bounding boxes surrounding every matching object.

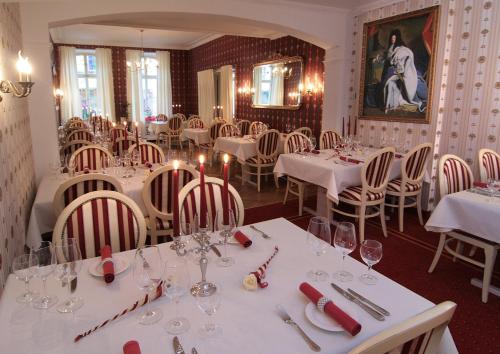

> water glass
[359,240,383,285]
[195,285,222,338]
[32,241,58,309]
[12,253,39,303]
[306,216,331,281]
[333,222,357,282]
[164,259,191,334]
[487,178,497,201]
[54,238,83,313]
[215,209,236,267]
[310,136,317,151]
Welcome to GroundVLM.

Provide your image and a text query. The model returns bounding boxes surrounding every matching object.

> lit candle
[16,51,32,82]
[173,160,180,237]
[100,115,103,132]
[342,117,345,137]
[199,155,207,228]
[222,154,229,225]
[135,121,139,152]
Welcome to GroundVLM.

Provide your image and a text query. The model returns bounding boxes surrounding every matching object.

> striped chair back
[168,116,183,133]
[237,120,251,136]
[249,121,267,135]
[70,145,114,173]
[142,162,199,228]
[479,148,500,181]
[187,118,205,129]
[402,143,432,182]
[157,114,168,121]
[256,129,280,160]
[61,140,92,159]
[110,127,127,141]
[66,129,93,143]
[128,142,165,164]
[320,129,342,149]
[362,147,395,192]
[178,177,244,233]
[174,113,186,121]
[52,191,146,259]
[284,132,309,153]
[53,173,123,216]
[439,154,473,197]
[294,127,312,138]
[188,114,200,120]
[209,122,224,142]
[348,301,456,354]
[113,137,132,157]
[219,124,239,137]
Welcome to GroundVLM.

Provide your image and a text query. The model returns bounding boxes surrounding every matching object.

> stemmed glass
[333,222,357,282]
[195,285,222,338]
[164,259,191,334]
[310,136,317,151]
[215,209,236,267]
[12,253,39,303]
[54,238,84,313]
[359,240,383,285]
[32,241,58,309]
[306,216,331,281]
[133,245,164,325]
[487,178,497,202]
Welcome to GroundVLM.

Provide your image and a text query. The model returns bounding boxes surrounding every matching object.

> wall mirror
[251,56,303,110]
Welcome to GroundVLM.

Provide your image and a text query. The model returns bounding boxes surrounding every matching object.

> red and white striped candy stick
[74,280,164,342]
[250,246,279,288]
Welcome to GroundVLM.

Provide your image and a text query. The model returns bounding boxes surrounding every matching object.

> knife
[330,282,385,321]
[347,288,390,316]
[210,244,222,257]
[70,262,77,293]
[173,336,186,354]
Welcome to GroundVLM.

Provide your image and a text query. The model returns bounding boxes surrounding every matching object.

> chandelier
[126,29,157,73]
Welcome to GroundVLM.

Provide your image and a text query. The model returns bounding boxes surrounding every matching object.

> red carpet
[244,202,500,354]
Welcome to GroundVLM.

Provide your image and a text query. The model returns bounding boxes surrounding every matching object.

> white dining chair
[478,148,500,182]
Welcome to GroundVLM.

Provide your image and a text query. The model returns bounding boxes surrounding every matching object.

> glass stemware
[306,216,331,281]
[310,136,317,151]
[32,241,58,309]
[359,240,383,285]
[487,178,497,201]
[133,245,164,325]
[215,209,236,267]
[333,222,357,282]
[54,238,84,313]
[12,253,39,303]
[195,285,222,338]
[164,259,191,334]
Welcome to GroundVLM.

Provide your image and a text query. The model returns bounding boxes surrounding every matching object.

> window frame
[141,51,158,118]
[75,49,97,118]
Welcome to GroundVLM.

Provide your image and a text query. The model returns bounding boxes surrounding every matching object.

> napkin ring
[317,297,331,313]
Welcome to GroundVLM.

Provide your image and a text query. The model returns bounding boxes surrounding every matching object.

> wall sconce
[300,73,323,96]
[0,51,34,102]
[237,82,255,95]
[54,88,64,100]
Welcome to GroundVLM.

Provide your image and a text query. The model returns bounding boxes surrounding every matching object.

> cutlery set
[173,336,198,354]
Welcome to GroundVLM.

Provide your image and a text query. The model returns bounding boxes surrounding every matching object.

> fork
[250,225,271,239]
[276,304,321,352]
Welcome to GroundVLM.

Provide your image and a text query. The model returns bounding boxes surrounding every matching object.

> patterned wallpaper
[187,35,325,138]
[347,0,500,208]
[0,3,36,289]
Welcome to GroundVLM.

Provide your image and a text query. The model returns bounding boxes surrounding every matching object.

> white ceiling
[251,0,370,9]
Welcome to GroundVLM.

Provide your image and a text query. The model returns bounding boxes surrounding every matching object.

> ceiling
[251,0,370,9]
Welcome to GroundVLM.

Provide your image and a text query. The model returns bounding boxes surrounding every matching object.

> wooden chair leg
[283,179,290,205]
[257,166,262,192]
[151,227,158,246]
[428,233,447,273]
[380,202,388,237]
[469,246,478,257]
[358,205,366,242]
[298,183,304,216]
[416,193,424,225]
[398,195,405,232]
[274,173,279,189]
[453,241,463,262]
[482,246,498,303]
[241,164,246,186]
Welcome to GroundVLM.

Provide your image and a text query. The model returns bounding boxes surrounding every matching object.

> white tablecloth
[425,190,500,244]
[214,136,285,162]
[273,149,402,203]
[181,128,210,145]
[0,218,457,354]
[150,121,169,135]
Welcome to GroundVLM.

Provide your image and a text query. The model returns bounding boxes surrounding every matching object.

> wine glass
[164,259,191,334]
[54,238,83,313]
[195,285,222,338]
[215,209,236,267]
[306,216,331,281]
[32,241,58,309]
[133,246,164,325]
[333,222,357,282]
[359,240,383,285]
[487,178,497,201]
[310,136,317,151]
[12,253,39,303]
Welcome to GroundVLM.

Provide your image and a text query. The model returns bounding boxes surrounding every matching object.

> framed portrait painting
[358,6,440,124]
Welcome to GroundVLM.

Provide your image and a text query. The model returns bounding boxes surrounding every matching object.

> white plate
[305,301,359,332]
[88,256,129,277]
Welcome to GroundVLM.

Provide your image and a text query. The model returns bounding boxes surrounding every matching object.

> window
[141,53,158,119]
[76,50,97,119]
[259,65,272,105]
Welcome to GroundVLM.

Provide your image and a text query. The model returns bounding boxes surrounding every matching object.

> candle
[105,115,109,133]
[222,154,229,225]
[347,116,350,136]
[173,160,180,237]
[354,116,357,136]
[342,117,345,137]
[135,122,139,152]
[100,115,103,132]
[93,120,96,135]
[199,155,207,228]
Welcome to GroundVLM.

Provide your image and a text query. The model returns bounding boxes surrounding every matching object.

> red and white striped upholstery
[364,150,395,189]
[246,129,280,165]
[219,124,239,137]
[70,145,113,173]
[405,144,432,180]
[339,186,385,201]
[52,191,146,259]
[66,120,87,131]
[179,177,244,232]
[245,156,276,164]
[157,114,168,121]
[110,128,127,142]
[249,121,267,135]
[237,120,251,136]
[187,118,205,129]
[113,137,132,157]
[53,173,123,216]
[320,129,342,149]
[168,116,183,132]
[284,132,309,153]
[67,129,93,143]
[479,148,500,181]
[387,179,422,192]
[61,140,92,159]
[294,127,312,138]
[208,122,224,142]
[128,142,164,164]
[439,154,473,196]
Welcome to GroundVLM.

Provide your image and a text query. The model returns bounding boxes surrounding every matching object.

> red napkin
[339,156,362,164]
[304,148,320,154]
[234,231,252,248]
[473,181,487,188]
[123,340,141,354]
[83,166,90,174]
[395,153,403,158]
[299,282,361,336]
[100,245,115,284]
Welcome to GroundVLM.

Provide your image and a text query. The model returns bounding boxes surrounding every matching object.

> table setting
[213,135,286,162]
[181,128,210,146]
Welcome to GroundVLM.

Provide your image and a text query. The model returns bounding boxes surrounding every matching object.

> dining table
[181,128,210,146]
[214,134,286,162]
[0,218,457,354]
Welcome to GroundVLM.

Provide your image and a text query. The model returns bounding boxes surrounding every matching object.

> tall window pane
[75,50,97,118]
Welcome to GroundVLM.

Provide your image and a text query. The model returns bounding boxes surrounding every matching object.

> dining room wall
[186,35,325,138]
[0,3,36,289]
[348,0,500,208]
